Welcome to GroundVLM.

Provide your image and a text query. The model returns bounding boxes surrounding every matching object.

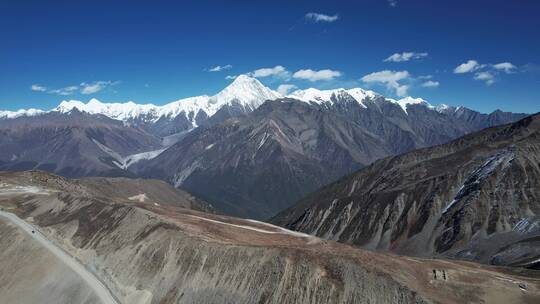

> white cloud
[421,80,440,88]
[49,86,79,96]
[305,12,339,23]
[292,69,342,82]
[208,64,232,72]
[384,52,428,62]
[493,62,516,73]
[474,71,495,85]
[454,60,481,74]
[31,84,47,92]
[455,60,517,85]
[225,75,237,80]
[388,0,398,7]
[80,81,118,95]
[277,84,297,95]
[248,65,289,78]
[361,70,410,97]
[31,80,119,96]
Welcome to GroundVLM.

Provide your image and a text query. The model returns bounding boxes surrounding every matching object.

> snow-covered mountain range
[1,75,455,124]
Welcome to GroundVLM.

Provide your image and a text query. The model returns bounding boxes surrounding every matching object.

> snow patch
[230,218,317,239]
[442,150,514,215]
[91,139,125,169]
[513,218,540,234]
[128,193,148,203]
[123,149,166,168]
[173,161,200,187]
[91,138,165,169]
[0,185,50,196]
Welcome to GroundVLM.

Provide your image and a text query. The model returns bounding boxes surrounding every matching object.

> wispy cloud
[225,75,237,80]
[388,0,398,7]
[248,65,290,79]
[454,60,481,74]
[384,52,428,62]
[361,70,410,97]
[421,80,440,88]
[80,81,118,95]
[292,69,342,82]
[234,66,341,82]
[454,59,518,85]
[30,84,47,92]
[493,62,517,74]
[208,64,232,72]
[522,63,540,73]
[305,12,339,23]
[50,86,79,96]
[474,71,495,86]
[30,81,119,96]
[277,84,297,95]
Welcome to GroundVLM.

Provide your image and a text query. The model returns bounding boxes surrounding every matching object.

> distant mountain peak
[230,74,261,85]
[0,108,45,119]
[56,100,87,113]
[288,87,378,108]
[213,75,281,109]
[394,96,432,112]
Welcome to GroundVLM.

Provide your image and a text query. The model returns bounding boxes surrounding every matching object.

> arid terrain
[0,171,539,304]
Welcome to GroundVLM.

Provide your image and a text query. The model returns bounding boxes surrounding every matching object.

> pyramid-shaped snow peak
[212,75,282,110]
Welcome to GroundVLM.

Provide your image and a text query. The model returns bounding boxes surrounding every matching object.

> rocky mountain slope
[136,90,526,219]
[1,171,539,304]
[134,99,393,218]
[272,113,540,268]
[0,110,162,177]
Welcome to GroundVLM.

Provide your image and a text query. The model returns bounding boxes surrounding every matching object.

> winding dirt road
[0,210,119,304]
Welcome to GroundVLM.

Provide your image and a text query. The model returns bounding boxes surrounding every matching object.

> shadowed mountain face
[1,171,539,304]
[0,110,162,178]
[134,100,392,218]
[136,94,527,219]
[272,113,540,268]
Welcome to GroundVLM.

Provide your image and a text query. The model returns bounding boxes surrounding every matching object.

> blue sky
[1,0,539,113]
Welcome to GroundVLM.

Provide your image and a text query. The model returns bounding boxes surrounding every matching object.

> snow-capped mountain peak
[288,88,340,103]
[51,75,280,124]
[212,74,282,110]
[288,87,378,108]
[0,108,45,119]
[56,98,157,120]
[56,100,86,113]
[392,96,434,113]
